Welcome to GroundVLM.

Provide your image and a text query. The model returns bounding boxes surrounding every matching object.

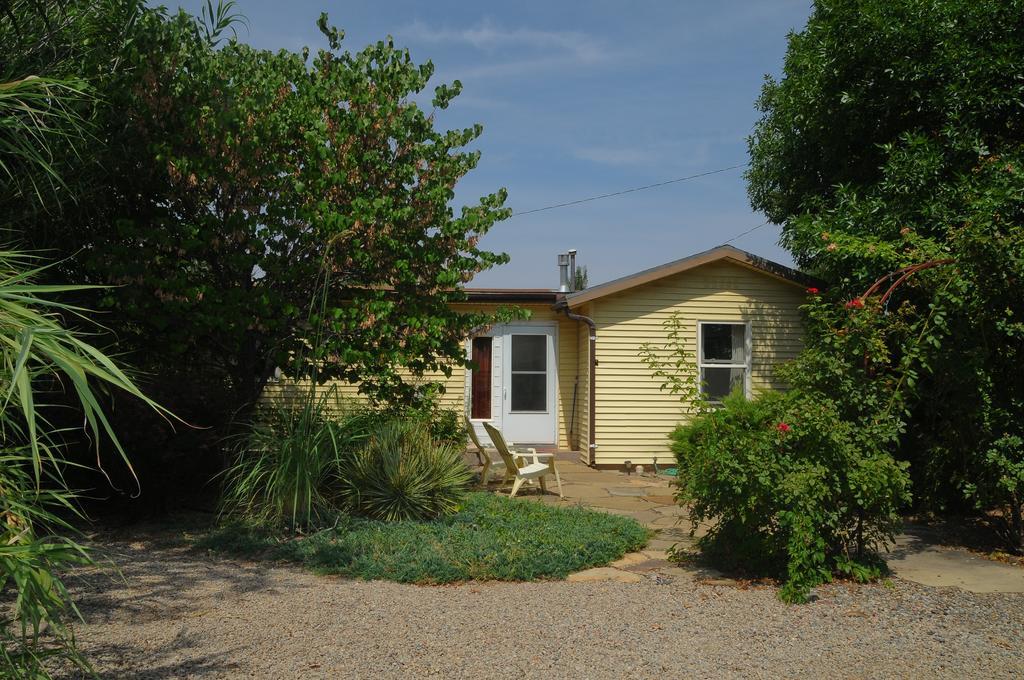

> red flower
[777,422,791,433]
[845,298,865,309]
[806,287,820,295]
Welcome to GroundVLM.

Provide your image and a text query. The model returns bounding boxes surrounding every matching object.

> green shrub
[965,434,1024,549]
[0,455,93,678]
[220,387,373,530]
[373,388,467,450]
[337,420,471,521]
[198,492,650,582]
[421,407,466,450]
[671,389,910,602]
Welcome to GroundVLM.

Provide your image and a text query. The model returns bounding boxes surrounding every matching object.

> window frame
[508,333,550,414]
[696,320,752,402]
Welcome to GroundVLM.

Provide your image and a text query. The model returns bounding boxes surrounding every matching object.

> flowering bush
[669,287,919,602]
[747,0,1024,551]
[670,389,910,603]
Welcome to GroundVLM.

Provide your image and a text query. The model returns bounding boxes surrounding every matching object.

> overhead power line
[510,163,749,217]
[722,219,771,244]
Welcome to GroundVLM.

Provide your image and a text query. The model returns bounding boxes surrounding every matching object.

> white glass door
[501,326,556,444]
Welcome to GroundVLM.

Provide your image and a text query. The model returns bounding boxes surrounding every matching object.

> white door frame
[499,322,557,444]
[465,321,558,446]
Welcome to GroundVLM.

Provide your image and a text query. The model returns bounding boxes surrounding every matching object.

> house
[445,244,811,468]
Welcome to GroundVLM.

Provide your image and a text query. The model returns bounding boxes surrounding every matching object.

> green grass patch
[196,492,650,583]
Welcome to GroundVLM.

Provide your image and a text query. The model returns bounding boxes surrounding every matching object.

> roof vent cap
[557,253,571,292]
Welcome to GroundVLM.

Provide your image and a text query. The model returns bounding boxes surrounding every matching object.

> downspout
[556,302,597,466]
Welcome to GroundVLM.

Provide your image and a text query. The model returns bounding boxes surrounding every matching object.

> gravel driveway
[55,533,1024,679]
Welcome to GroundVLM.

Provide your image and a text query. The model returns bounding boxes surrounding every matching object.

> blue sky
[169,0,814,287]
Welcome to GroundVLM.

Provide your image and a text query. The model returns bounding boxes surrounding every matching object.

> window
[470,337,492,419]
[698,322,750,402]
[509,334,547,412]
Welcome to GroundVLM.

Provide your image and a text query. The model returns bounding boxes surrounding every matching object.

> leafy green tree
[1,0,140,220]
[748,0,1024,545]
[573,264,588,291]
[30,7,515,416]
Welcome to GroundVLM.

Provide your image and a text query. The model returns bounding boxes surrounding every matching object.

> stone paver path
[493,458,1024,593]
[498,459,718,585]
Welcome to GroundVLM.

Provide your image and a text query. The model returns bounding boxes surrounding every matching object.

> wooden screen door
[470,337,492,419]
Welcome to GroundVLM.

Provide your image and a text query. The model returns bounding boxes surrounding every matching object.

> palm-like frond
[0,76,91,208]
[0,250,174,487]
[0,249,171,678]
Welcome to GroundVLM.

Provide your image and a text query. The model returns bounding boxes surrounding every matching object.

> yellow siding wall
[265,303,581,450]
[573,303,592,460]
[588,261,805,466]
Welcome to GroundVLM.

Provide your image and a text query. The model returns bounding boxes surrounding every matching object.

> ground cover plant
[198,492,649,583]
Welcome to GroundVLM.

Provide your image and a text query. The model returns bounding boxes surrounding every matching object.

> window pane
[511,335,546,372]
[511,373,546,412]
[702,324,746,364]
[471,337,491,419]
[701,367,746,401]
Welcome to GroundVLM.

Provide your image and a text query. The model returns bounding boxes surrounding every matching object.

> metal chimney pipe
[568,249,577,292]
[557,253,570,292]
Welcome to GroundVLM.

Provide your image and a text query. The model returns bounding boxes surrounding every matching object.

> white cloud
[571,146,658,166]
[398,19,615,80]
[401,19,604,64]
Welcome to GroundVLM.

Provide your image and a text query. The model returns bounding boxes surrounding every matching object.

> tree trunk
[1011,493,1024,554]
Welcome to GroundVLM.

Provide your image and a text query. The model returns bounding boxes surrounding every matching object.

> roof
[563,244,812,308]
[463,288,563,303]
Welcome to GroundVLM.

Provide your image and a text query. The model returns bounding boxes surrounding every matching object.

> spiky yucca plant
[338,421,471,522]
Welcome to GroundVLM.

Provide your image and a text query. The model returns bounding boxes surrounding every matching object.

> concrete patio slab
[609,553,651,569]
[618,509,665,525]
[607,487,649,497]
[646,516,685,529]
[887,528,1024,593]
[619,557,676,572]
[575,496,656,512]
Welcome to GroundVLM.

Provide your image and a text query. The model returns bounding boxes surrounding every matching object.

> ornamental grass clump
[220,387,375,530]
[338,420,471,522]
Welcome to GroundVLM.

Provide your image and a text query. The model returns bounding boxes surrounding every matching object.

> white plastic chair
[465,416,510,486]
[483,422,562,498]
